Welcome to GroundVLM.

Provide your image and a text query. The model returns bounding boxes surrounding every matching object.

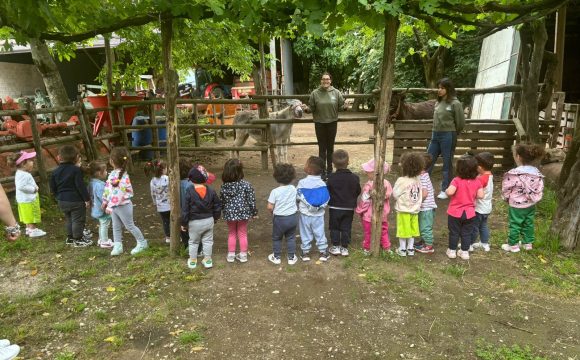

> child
[445,154,484,260]
[501,144,544,252]
[88,161,113,248]
[297,156,331,262]
[179,158,194,249]
[327,150,361,256]
[181,164,221,269]
[355,158,392,255]
[50,145,92,246]
[393,152,425,257]
[267,163,299,265]
[220,159,257,263]
[416,153,437,254]
[102,147,148,256]
[471,152,494,252]
[145,160,171,244]
[9,151,46,238]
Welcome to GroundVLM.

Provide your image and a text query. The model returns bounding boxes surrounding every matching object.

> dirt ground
[0,119,579,359]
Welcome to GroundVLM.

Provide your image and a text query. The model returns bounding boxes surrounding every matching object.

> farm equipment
[84,95,143,136]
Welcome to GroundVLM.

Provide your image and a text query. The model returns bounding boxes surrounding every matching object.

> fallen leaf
[191,346,204,352]
[104,336,118,343]
[272,290,280,294]
[169,329,184,336]
[55,254,62,258]
[89,256,96,261]
[18,260,28,265]
[30,269,38,276]
[42,312,50,316]
[538,255,548,264]
[106,286,116,292]
[315,260,322,265]
[60,298,69,304]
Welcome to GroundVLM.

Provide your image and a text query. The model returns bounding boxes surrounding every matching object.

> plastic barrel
[157,119,167,155]
[131,116,153,160]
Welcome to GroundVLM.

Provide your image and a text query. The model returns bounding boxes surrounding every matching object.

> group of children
[8,142,545,267]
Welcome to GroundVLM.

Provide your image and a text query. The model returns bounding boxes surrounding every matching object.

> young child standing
[416,153,437,254]
[145,160,171,244]
[220,159,258,263]
[50,145,91,246]
[445,155,484,260]
[102,147,148,256]
[181,164,221,269]
[9,151,46,238]
[327,150,361,257]
[88,161,113,248]
[471,152,494,252]
[297,156,331,262]
[267,163,299,265]
[355,158,392,255]
[179,158,194,249]
[393,152,425,257]
[501,144,544,252]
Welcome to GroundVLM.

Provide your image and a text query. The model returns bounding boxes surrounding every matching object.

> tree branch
[435,0,568,15]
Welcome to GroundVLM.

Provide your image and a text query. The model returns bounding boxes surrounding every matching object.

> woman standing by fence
[427,78,465,199]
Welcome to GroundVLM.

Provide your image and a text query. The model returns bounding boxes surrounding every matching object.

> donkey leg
[232,130,249,158]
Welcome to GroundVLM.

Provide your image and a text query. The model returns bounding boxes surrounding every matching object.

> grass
[178,328,204,345]
[475,341,548,360]
[407,265,435,291]
[54,351,76,360]
[52,320,80,333]
[442,263,468,279]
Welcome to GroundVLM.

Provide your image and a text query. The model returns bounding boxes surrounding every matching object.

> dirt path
[0,119,578,359]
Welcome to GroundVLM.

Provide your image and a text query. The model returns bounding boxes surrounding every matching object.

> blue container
[132,116,153,160]
[157,119,167,155]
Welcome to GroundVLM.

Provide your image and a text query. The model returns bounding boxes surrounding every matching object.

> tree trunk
[517,19,547,143]
[537,51,558,111]
[551,121,580,251]
[29,38,71,122]
[160,16,181,256]
[370,15,399,255]
[413,27,446,96]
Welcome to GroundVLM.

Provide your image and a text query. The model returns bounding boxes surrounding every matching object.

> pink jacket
[355,180,392,223]
[501,165,544,208]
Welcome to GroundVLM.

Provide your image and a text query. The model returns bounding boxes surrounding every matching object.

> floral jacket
[102,169,134,211]
[501,165,544,208]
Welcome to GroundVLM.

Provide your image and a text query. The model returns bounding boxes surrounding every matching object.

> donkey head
[288,99,304,118]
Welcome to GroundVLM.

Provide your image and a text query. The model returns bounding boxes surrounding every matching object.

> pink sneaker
[501,244,520,253]
[98,239,114,249]
[523,243,533,251]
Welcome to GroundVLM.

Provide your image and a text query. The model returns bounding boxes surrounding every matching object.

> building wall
[0,62,45,99]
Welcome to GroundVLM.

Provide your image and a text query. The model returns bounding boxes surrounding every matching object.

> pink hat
[361,158,390,173]
[15,151,37,166]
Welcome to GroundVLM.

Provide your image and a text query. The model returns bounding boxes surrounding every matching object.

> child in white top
[267,164,298,265]
[471,152,494,252]
[9,151,46,237]
[145,160,171,244]
[393,152,426,257]
[102,147,148,256]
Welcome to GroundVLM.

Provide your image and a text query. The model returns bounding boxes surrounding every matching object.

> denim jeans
[272,213,299,258]
[427,131,457,191]
[472,212,490,244]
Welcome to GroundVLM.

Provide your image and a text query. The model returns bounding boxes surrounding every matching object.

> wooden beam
[553,5,566,91]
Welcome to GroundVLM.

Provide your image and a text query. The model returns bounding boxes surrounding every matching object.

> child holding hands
[445,154,484,260]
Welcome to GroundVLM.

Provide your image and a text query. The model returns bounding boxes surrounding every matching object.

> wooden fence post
[193,104,200,147]
[75,100,96,161]
[25,102,50,195]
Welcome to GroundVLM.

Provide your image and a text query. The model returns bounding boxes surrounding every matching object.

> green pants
[508,206,536,246]
[419,209,435,245]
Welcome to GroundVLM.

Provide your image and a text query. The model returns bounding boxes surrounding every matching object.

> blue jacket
[297,175,330,217]
[88,178,106,219]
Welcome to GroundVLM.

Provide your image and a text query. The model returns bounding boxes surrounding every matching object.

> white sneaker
[340,247,349,256]
[446,248,457,259]
[165,237,171,244]
[110,242,123,256]
[396,248,407,257]
[501,243,520,253]
[130,241,149,255]
[226,252,236,263]
[407,248,415,256]
[27,228,46,237]
[328,246,341,256]
[481,243,490,252]
[287,254,298,265]
[0,344,20,360]
[98,239,114,249]
[457,249,470,260]
[268,253,281,265]
[83,228,93,238]
[236,252,248,263]
[0,339,10,347]
[437,191,448,200]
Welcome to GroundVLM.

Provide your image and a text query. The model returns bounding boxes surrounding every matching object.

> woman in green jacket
[427,78,465,199]
[308,72,345,178]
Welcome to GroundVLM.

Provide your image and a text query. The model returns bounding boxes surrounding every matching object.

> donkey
[389,92,436,120]
[232,100,304,163]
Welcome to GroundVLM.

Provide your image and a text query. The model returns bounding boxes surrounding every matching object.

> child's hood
[505,166,544,193]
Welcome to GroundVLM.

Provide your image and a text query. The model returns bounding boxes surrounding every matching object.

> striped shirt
[419,172,437,211]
